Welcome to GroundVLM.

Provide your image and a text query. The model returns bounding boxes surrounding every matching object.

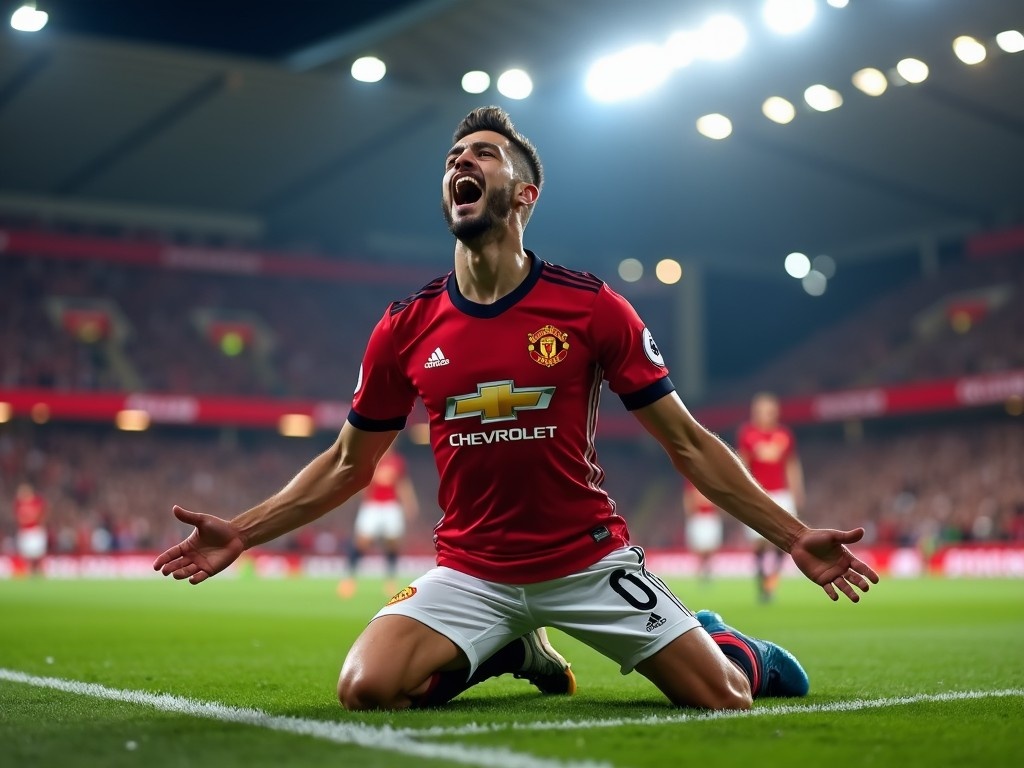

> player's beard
[442,180,514,244]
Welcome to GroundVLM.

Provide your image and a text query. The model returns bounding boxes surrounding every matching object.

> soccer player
[14,482,47,576]
[155,107,878,712]
[736,392,806,603]
[683,482,723,583]
[338,444,419,598]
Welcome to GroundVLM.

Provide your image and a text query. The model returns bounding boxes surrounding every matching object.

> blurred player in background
[15,482,47,576]
[338,444,419,598]
[736,392,806,603]
[155,106,877,713]
[683,482,722,583]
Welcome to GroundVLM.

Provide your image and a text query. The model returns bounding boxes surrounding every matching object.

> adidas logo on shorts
[645,612,667,632]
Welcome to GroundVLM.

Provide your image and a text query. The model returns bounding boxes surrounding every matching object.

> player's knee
[337,669,405,711]
[668,679,752,711]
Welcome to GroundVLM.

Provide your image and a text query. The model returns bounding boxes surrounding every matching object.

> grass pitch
[1,574,1022,768]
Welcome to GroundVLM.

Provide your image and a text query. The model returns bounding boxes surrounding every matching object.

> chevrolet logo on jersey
[445,380,555,423]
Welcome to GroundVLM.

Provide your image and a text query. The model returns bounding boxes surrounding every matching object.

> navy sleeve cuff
[619,376,675,411]
[346,408,408,432]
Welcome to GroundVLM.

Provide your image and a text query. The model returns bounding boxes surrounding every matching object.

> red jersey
[365,451,405,503]
[349,254,673,583]
[686,484,719,516]
[15,493,46,530]
[736,422,796,492]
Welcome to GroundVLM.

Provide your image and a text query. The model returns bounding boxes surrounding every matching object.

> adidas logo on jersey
[424,347,450,369]
[645,612,666,633]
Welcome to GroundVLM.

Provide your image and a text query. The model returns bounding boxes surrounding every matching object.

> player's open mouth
[452,175,483,210]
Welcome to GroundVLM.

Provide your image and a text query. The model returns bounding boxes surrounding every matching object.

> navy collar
[447,250,542,318]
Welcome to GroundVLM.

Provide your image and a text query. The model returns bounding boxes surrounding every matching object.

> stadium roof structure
[0,0,1022,275]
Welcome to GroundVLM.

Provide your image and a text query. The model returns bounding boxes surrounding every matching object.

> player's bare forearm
[232,424,397,548]
[633,393,807,552]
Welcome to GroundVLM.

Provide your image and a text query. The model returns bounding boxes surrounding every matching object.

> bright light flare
[896,58,929,84]
[762,0,817,36]
[461,71,490,94]
[804,84,843,112]
[852,67,888,96]
[696,15,748,61]
[351,56,386,83]
[953,36,987,65]
[762,96,796,124]
[785,252,811,279]
[585,45,670,102]
[696,113,733,140]
[497,69,533,99]
[11,3,48,32]
[996,30,1024,54]
[656,259,682,285]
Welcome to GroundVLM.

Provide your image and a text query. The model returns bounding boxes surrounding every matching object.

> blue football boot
[696,609,809,698]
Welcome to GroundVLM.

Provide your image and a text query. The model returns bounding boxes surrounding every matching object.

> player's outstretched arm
[789,527,879,602]
[154,423,398,584]
[153,505,245,584]
[632,392,879,602]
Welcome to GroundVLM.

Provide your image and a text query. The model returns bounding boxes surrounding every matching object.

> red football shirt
[364,451,405,503]
[348,253,673,583]
[736,423,796,492]
[15,493,46,530]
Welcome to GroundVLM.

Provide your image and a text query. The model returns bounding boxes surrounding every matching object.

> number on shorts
[609,568,658,610]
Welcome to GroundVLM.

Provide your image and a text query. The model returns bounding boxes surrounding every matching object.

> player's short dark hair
[453,106,544,190]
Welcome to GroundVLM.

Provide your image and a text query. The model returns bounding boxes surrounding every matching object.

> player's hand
[153,505,245,585]
[789,527,880,603]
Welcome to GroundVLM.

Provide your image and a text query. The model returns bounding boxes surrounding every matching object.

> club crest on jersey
[386,586,417,606]
[527,324,569,367]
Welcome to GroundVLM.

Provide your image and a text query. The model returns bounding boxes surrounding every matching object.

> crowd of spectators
[2,414,1022,561]
[1,255,401,400]
[3,231,1022,563]
[3,240,1023,403]
[718,254,1024,401]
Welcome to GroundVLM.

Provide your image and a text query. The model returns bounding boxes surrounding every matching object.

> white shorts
[354,501,405,541]
[687,514,723,553]
[746,490,798,542]
[373,546,701,676]
[17,528,47,560]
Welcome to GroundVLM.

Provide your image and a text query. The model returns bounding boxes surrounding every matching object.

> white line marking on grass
[401,688,1024,737]
[0,668,609,768]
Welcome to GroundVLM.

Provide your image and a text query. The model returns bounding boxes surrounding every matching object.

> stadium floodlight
[695,14,748,61]
[995,30,1024,54]
[497,68,533,99]
[804,84,843,111]
[784,252,811,279]
[618,258,644,283]
[826,0,849,7]
[852,67,888,96]
[461,71,491,94]
[585,44,670,102]
[665,30,699,69]
[655,259,682,285]
[953,36,987,65]
[802,270,827,296]
[896,58,929,84]
[762,0,817,36]
[695,113,733,140]
[351,56,386,83]
[762,96,796,124]
[10,2,47,32]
